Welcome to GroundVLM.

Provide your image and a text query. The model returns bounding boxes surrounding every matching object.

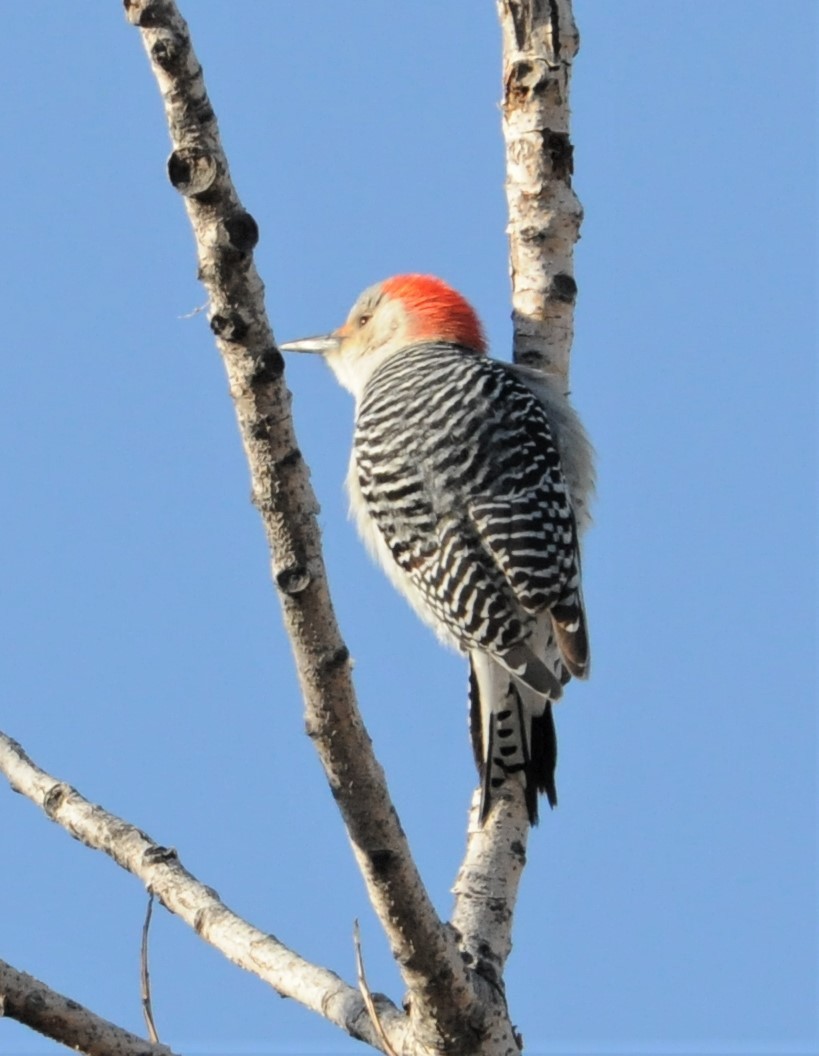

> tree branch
[497,0,582,379]
[122,0,581,1050]
[451,786,530,990]
[0,957,178,1056]
[19,0,481,1047]
[5,2,583,1051]
[447,0,583,1032]
[0,730,406,1053]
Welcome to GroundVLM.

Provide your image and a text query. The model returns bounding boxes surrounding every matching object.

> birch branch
[0,730,406,1053]
[0,958,178,1056]
[451,785,529,990]
[497,0,583,379]
[121,0,476,1046]
[4,3,584,1052]
[447,0,583,1029]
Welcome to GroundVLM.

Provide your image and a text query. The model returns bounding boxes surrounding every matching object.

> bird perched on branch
[281,275,593,823]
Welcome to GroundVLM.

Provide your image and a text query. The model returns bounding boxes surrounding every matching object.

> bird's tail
[468,650,563,825]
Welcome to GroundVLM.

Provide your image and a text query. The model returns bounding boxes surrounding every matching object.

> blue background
[1,4,816,1054]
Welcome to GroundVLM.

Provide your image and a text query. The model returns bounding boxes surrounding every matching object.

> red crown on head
[382,274,487,354]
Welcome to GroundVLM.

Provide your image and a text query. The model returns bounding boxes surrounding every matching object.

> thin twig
[353,921,399,1056]
[0,729,406,1051]
[177,302,208,319]
[141,891,160,1043]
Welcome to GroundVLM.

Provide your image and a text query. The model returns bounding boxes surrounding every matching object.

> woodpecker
[281,275,594,823]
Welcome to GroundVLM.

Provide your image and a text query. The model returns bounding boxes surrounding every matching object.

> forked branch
[0,730,406,1053]
[126,0,482,1047]
[2,1,581,1052]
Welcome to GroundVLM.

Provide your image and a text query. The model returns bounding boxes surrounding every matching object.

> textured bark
[448,5,584,1050]
[497,0,583,379]
[4,1,581,1053]
[0,959,177,1056]
[0,731,407,1054]
[452,786,530,989]
[121,1,476,1050]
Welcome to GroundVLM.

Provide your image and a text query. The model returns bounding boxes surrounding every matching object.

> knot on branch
[504,56,557,110]
[193,905,210,935]
[222,211,260,253]
[549,272,577,303]
[248,348,285,387]
[151,32,186,74]
[247,414,273,441]
[22,989,47,1014]
[506,59,549,100]
[321,644,350,673]
[367,848,397,878]
[473,952,503,992]
[517,348,554,370]
[541,130,574,180]
[168,149,218,196]
[42,783,69,818]
[123,0,165,29]
[210,311,250,342]
[142,844,179,866]
[274,447,303,470]
[276,564,312,595]
[509,839,527,863]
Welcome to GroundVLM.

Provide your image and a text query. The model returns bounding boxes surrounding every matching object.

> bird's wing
[354,346,585,670]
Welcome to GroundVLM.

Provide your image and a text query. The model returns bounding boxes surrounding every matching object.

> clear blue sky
[2,4,816,1054]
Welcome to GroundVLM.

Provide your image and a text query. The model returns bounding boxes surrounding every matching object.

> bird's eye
[357,313,371,328]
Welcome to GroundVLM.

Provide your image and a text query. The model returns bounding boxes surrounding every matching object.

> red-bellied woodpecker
[281,275,594,823]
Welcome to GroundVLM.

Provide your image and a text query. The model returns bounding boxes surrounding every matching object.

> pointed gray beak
[278,332,342,355]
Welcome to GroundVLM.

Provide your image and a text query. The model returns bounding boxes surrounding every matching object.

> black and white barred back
[354,342,588,822]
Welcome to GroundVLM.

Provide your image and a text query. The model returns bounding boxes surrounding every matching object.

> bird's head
[280,274,487,397]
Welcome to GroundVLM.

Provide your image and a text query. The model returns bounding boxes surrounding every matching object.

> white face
[324,284,411,399]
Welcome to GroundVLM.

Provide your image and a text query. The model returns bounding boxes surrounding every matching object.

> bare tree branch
[497,0,583,378]
[447,0,584,1018]
[0,958,177,1056]
[120,0,476,1044]
[451,786,529,990]
[0,730,406,1053]
[5,1,582,1051]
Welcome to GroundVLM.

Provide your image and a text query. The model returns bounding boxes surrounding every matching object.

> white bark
[0,959,178,1056]
[4,2,582,1052]
[121,1,475,1048]
[452,786,530,988]
[0,731,407,1053]
[497,0,583,379]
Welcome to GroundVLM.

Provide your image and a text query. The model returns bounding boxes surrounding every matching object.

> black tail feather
[529,706,558,811]
[468,659,558,825]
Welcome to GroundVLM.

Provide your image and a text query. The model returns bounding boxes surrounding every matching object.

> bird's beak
[278,331,342,355]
